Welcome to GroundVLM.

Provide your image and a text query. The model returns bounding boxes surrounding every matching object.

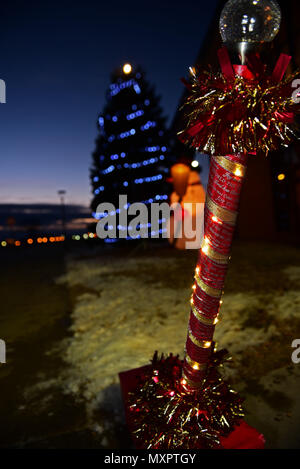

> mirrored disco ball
[219,0,281,44]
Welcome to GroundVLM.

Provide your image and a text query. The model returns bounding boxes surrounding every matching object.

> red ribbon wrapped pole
[120,43,300,449]
[180,48,299,390]
[182,151,248,389]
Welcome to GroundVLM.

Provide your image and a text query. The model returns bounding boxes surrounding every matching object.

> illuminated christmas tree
[90,63,172,241]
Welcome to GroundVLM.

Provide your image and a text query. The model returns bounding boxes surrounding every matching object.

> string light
[119,129,136,139]
[123,156,164,169]
[94,186,105,194]
[201,237,210,254]
[102,165,115,175]
[202,244,209,255]
[133,84,141,94]
[145,145,160,152]
[93,194,168,220]
[134,174,163,184]
[109,78,140,97]
[211,215,222,224]
[141,121,156,131]
[93,70,169,238]
[103,227,167,243]
[1,235,68,247]
[126,110,144,120]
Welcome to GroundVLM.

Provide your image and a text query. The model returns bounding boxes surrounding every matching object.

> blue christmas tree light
[90,63,172,240]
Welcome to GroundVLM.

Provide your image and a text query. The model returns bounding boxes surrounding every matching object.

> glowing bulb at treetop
[219,0,281,45]
[123,63,132,74]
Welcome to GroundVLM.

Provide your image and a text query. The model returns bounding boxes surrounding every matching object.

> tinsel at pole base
[119,352,265,450]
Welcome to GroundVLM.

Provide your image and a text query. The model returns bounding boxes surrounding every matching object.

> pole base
[119,360,265,450]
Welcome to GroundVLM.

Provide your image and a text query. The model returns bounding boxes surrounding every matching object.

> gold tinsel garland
[178,56,300,155]
[127,349,244,449]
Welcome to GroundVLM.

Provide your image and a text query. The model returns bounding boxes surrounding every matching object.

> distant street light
[57,190,66,238]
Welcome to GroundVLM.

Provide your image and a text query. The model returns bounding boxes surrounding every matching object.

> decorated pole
[182,151,248,389]
[121,0,300,449]
[180,0,296,389]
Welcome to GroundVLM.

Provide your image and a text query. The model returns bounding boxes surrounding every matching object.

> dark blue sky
[0,0,219,207]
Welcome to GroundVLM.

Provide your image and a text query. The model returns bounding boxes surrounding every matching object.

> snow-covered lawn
[54,242,300,447]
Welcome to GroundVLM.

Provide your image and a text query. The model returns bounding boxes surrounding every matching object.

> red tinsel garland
[126,351,244,449]
[178,47,300,156]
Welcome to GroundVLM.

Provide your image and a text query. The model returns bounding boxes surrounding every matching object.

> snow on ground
[54,245,300,428]
[56,256,190,407]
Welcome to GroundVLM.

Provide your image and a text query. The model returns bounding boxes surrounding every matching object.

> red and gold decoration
[182,150,248,389]
[126,351,244,449]
[119,0,300,449]
[179,47,300,156]
[120,352,265,449]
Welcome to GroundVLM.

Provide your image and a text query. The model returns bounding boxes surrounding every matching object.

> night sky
[0,0,219,207]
